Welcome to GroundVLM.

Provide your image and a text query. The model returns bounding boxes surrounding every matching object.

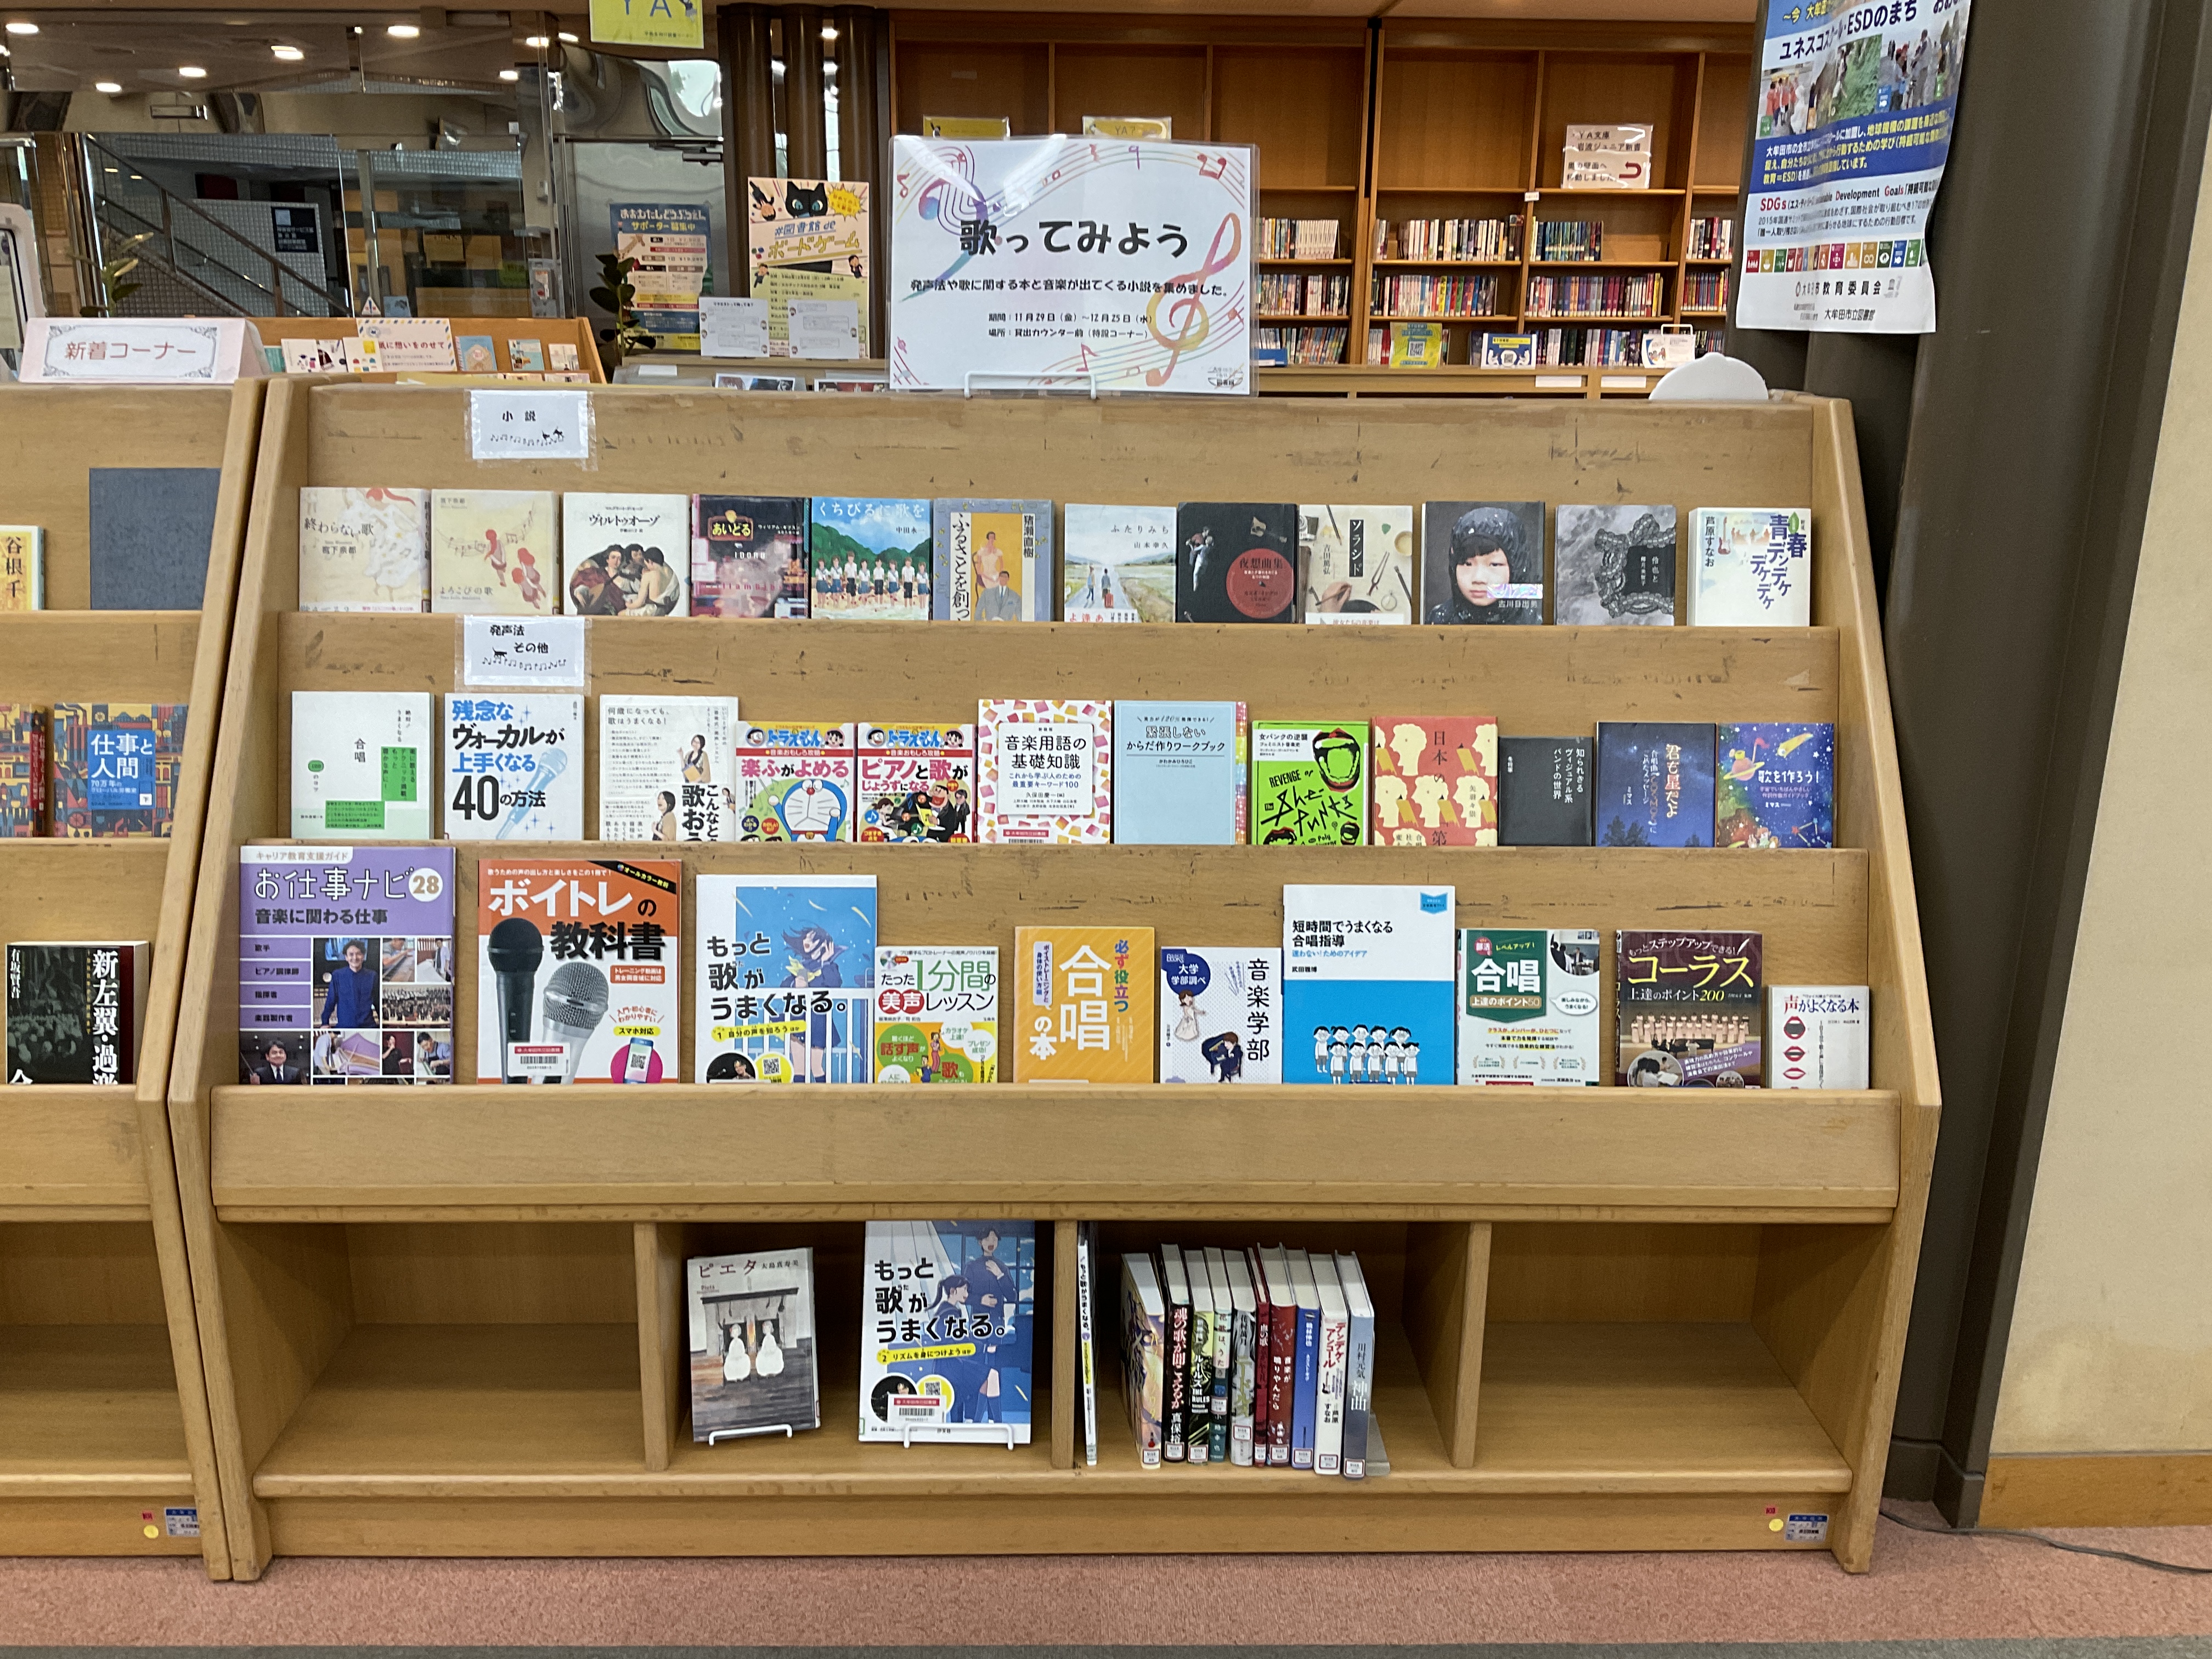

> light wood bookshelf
[161,382,1937,1578]
[0,382,260,1576]
[247,317,608,383]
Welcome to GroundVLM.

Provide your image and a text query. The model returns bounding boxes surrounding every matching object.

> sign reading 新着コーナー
[889,136,1254,396]
[1737,0,1972,335]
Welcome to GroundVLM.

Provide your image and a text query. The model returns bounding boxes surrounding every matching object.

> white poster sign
[21,317,268,384]
[889,136,1254,396]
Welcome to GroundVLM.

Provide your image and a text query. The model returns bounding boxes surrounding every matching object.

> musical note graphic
[1143,212,1244,388]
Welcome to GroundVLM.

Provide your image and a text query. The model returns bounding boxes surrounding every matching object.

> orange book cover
[1371,716,1498,847]
[1012,926,1156,1082]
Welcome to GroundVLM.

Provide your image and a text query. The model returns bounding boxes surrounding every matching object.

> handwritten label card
[467,388,592,461]
[461,616,588,687]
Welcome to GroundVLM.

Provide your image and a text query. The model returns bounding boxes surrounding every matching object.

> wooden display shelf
[249,316,607,383]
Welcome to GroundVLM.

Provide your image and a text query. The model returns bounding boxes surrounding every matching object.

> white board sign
[467,388,593,461]
[461,616,587,687]
[20,317,268,385]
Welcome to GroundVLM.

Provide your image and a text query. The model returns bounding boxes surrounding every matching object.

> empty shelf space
[0,1324,194,1494]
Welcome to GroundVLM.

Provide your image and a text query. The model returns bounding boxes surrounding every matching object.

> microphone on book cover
[540,961,610,1087]
[495,746,569,840]
[487,917,544,1082]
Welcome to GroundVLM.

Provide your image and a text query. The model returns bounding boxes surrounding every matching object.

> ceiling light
[498,67,518,80]
[557,30,577,42]
[271,43,302,59]
[178,64,207,77]
[823,60,837,75]
[95,80,122,92]
[4,20,37,33]
[820,22,836,39]
[523,33,547,46]
[387,23,420,38]
[770,57,783,74]
[103,166,118,173]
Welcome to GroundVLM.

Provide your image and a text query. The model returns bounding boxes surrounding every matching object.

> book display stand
[247,317,608,383]
[148,382,1939,1579]
[0,382,262,1575]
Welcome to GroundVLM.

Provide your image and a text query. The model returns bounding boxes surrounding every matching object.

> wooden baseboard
[1982,1452,2212,1527]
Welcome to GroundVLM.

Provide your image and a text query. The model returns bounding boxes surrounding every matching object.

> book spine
[1234,702,1249,843]
[1230,1303,1257,1466]
[1268,1293,1296,1465]
[1076,1226,1098,1468]
[1249,1250,1271,1458]
[1184,1301,1214,1464]
[1342,1304,1375,1480]
[1316,1305,1348,1475]
[1163,1300,1190,1461]
[1292,1303,1319,1470]
[1207,1302,1230,1464]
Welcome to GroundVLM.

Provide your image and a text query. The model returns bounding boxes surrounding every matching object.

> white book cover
[430,489,557,616]
[596,695,740,842]
[297,487,428,612]
[1159,947,1281,1084]
[872,946,998,1082]
[442,692,584,840]
[1769,984,1871,1090]
[1690,507,1812,626]
[290,690,433,839]
[1062,503,1174,623]
[1224,1250,1258,1467]
[689,1248,820,1441]
[1457,927,1602,1085]
[1284,885,1457,1087]
[859,1220,1036,1445]
[1335,1251,1376,1480]
[1312,1255,1349,1476]
[561,493,690,617]
[975,698,1112,844]
[1297,504,1416,624]
[358,317,456,370]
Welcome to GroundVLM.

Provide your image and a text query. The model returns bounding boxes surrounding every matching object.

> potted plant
[590,252,657,373]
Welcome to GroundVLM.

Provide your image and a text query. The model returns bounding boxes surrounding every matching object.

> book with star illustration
[1716,721,1835,849]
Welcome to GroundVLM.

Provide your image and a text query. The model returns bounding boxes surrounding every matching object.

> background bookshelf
[165,382,1936,1578]
[0,382,258,1576]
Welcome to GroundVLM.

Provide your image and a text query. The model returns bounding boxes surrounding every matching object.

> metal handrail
[93,192,273,318]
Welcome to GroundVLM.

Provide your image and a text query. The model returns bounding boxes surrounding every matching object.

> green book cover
[1251,721,1369,846]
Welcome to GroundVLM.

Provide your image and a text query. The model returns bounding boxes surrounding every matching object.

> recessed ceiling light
[557,30,577,42]
[4,20,38,34]
[387,22,420,38]
[178,64,207,77]
[103,166,118,173]
[95,80,122,92]
[498,67,518,80]
[820,22,836,39]
[271,43,303,59]
[823,60,837,74]
[523,33,547,46]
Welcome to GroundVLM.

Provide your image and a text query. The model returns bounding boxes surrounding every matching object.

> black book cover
[5,942,142,1085]
[1499,736,1593,846]
[89,467,222,611]
[1174,503,1298,623]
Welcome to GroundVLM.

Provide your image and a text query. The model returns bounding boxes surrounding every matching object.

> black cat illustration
[786,180,829,218]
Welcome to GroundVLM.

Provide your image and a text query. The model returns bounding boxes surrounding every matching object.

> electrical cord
[1880,1505,2212,1576]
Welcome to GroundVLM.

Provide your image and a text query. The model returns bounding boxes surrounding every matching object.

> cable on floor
[1880,1504,2212,1576]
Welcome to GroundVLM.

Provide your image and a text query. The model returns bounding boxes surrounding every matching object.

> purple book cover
[238,845,456,1085]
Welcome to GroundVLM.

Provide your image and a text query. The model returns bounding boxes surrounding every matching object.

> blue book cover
[1595,722,1716,849]
[1282,883,1457,1086]
[1290,1251,1321,1470]
[1113,701,1247,845]
[693,873,875,1084]
[858,1220,1036,1444]
[1716,723,1835,849]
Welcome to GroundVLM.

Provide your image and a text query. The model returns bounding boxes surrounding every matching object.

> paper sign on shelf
[698,295,769,358]
[19,317,269,385]
[461,616,588,688]
[788,298,860,359]
[467,388,593,461]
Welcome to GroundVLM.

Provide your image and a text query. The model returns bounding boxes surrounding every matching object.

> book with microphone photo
[442,692,584,840]
[476,857,682,1085]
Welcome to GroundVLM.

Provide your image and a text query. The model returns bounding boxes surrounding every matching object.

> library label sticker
[461,617,588,688]
[164,1507,201,1538]
[468,388,592,461]
[1783,1513,1830,1543]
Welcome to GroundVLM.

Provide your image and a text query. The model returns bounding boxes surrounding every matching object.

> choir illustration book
[933,499,1051,622]
[1420,501,1543,625]
[691,1249,820,1442]
[0,704,46,837]
[430,489,557,615]
[860,1220,1035,1444]
[810,497,932,620]
[595,695,740,843]
[477,858,681,1085]
[1299,504,1415,624]
[1499,735,1593,847]
[1457,927,1601,1085]
[1251,722,1369,847]
[1175,502,1298,624]
[1063,503,1174,622]
[873,946,998,1081]
[1717,721,1835,849]
[1370,716,1498,847]
[297,487,429,612]
[736,721,857,842]
[1555,504,1678,626]
[1159,947,1281,1084]
[236,845,455,1085]
[1113,701,1246,845]
[1013,926,1156,1082]
[5,942,145,1085]
[691,495,809,618]
[1284,884,1456,1086]
[695,873,876,1083]
[856,723,973,842]
[1690,507,1812,626]
[291,691,432,840]
[50,702,187,838]
[561,493,688,617]
[1595,721,1715,848]
[975,698,1113,844]
[442,693,584,840]
[1616,929,1763,1087]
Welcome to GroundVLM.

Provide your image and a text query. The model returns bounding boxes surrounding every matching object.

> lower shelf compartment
[0,1324,196,1497]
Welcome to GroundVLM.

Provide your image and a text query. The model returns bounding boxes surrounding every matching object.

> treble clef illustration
[1144,212,1243,387]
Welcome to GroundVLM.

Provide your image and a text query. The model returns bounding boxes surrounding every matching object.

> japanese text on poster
[613,202,711,353]
[747,178,869,358]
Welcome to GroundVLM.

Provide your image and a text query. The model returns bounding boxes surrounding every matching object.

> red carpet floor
[2,1511,2209,1646]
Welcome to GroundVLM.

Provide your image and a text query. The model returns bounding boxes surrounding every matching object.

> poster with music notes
[888,136,1255,396]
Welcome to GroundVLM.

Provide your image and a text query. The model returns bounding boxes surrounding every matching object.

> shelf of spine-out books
[0,381,262,1575]
[166,380,1936,1577]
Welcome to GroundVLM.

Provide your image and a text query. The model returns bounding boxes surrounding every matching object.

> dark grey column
[831,4,890,354]
[783,4,829,181]
[719,3,777,296]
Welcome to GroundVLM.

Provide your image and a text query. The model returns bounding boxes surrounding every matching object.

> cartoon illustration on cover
[736,723,855,842]
[697,875,876,1084]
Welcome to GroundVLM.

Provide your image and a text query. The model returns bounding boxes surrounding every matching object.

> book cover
[507,337,545,372]
[1225,1251,1259,1467]
[1013,926,1155,1083]
[873,946,998,1082]
[695,873,876,1083]
[1717,722,1836,849]
[1387,320,1445,369]
[430,489,557,615]
[975,698,1113,844]
[1063,504,1175,622]
[5,942,144,1085]
[1372,715,1499,847]
[736,721,857,842]
[1595,721,1716,848]
[0,705,48,837]
[442,692,584,840]
[859,1220,1035,1444]
[1175,502,1298,624]
[1113,701,1246,845]
[455,334,498,374]
[1298,504,1415,624]
[89,467,219,610]
[1555,504,1678,626]
[1183,1252,1216,1464]
[1077,1221,1100,1467]
[856,723,974,842]
[810,497,932,620]
[1421,501,1543,625]
[1120,1252,1164,1468]
[1260,1245,1296,1465]
[1288,1249,1320,1469]
[561,493,689,617]
[596,695,740,843]
[689,1248,820,1442]
[1690,507,1812,626]
[298,488,430,612]
[1284,883,1457,1087]
[1458,928,1602,1085]
[1499,735,1593,847]
[1313,1255,1348,1475]
[1336,1252,1376,1480]
[0,526,41,611]
[1480,333,1536,368]
[1769,985,1871,1090]
[933,499,1051,622]
[548,342,581,372]
[691,495,809,618]
[1251,722,1369,847]
[1159,947,1281,1084]
[1616,929,1763,1087]
[358,317,455,370]
[290,690,432,840]
[236,845,456,1085]
[476,857,680,1085]
[50,702,186,838]
[1159,1244,1192,1460]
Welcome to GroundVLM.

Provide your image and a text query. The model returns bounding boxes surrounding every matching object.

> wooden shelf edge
[0,1470,198,1498]
[216,1203,1900,1225]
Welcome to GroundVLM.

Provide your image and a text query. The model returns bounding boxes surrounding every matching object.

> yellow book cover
[0,527,42,611]
[430,489,557,615]
[1013,926,1155,1083]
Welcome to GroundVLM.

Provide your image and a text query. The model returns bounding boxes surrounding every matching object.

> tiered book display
[167,382,1936,1578]
[0,383,259,1574]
